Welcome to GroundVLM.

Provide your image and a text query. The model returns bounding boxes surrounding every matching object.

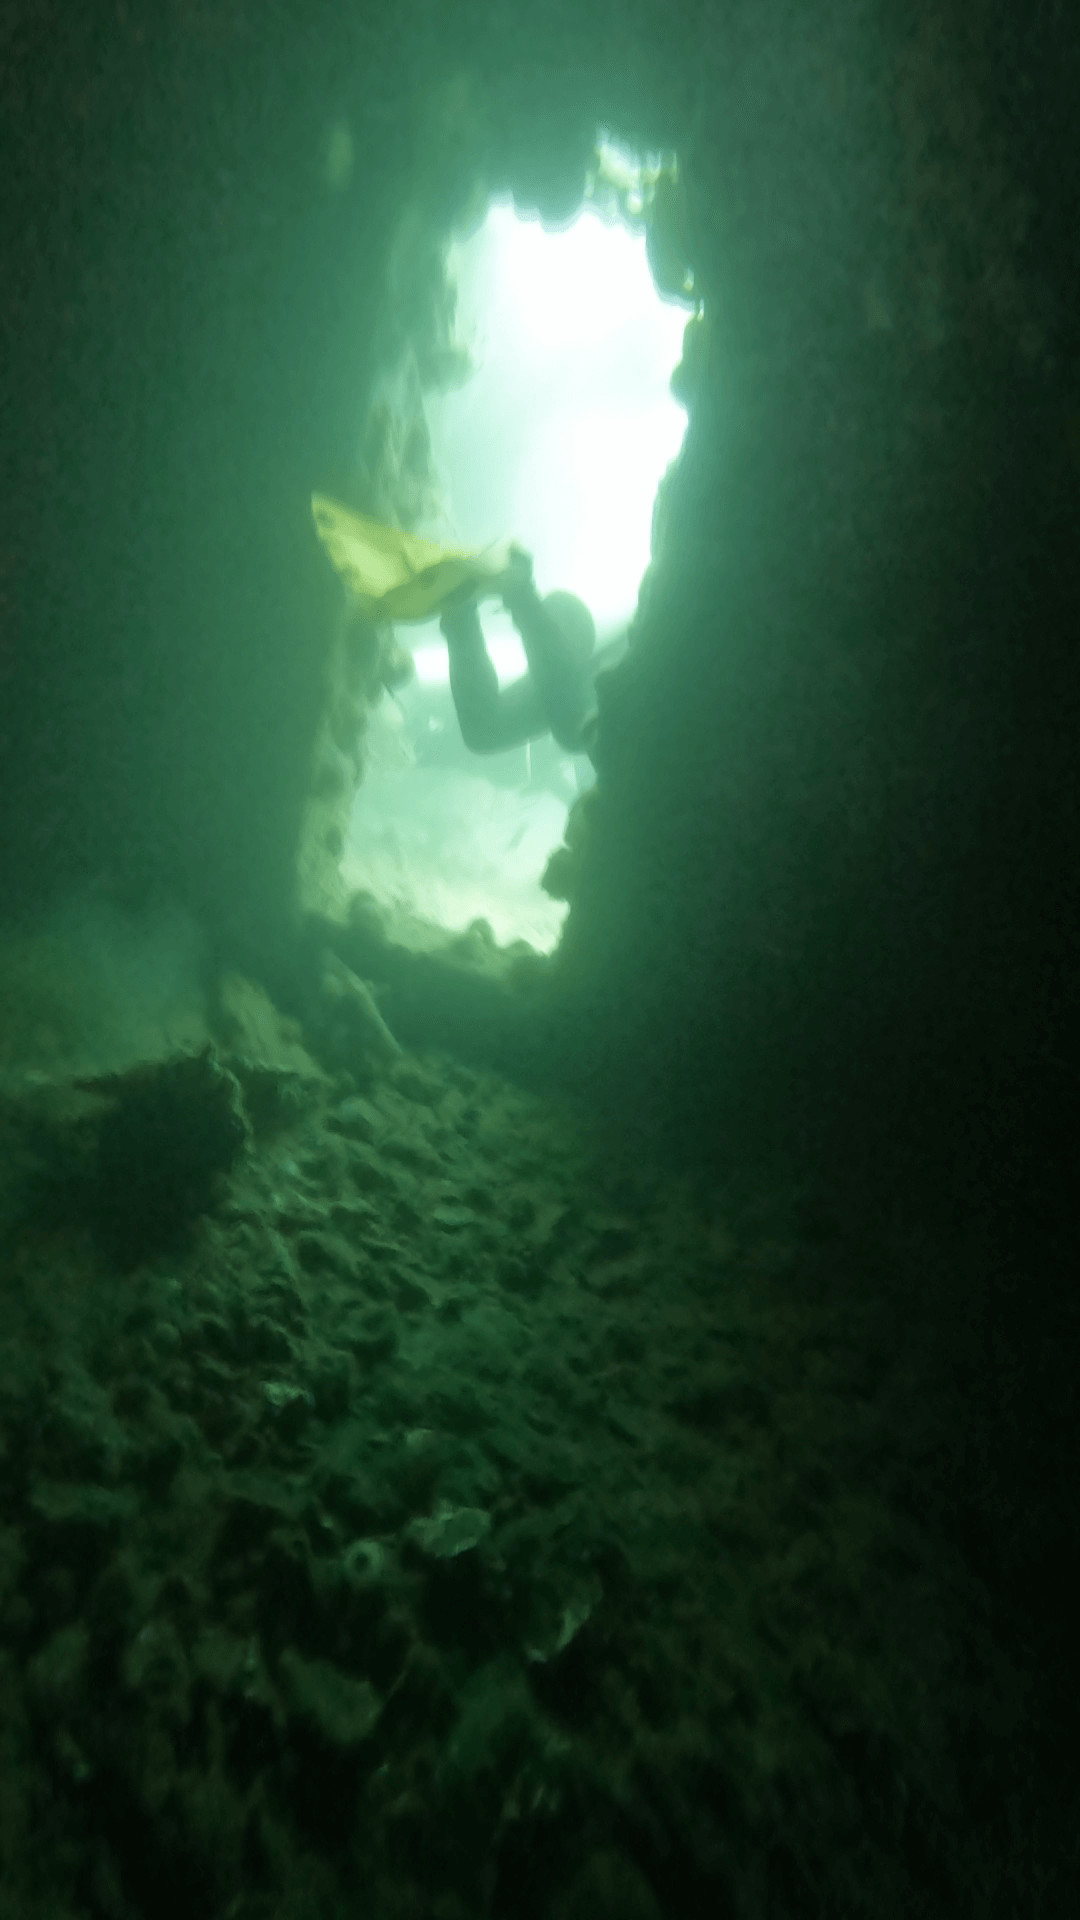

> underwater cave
[1,2,1078,1916]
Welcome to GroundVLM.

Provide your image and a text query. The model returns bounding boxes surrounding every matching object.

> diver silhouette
[440,547,598,759]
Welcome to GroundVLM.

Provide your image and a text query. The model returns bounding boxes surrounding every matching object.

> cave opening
[338,138,693,952]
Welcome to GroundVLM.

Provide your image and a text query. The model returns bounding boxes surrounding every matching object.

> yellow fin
[311,495,509,622]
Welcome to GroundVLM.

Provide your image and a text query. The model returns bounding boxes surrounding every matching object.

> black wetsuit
[441,580,596,758]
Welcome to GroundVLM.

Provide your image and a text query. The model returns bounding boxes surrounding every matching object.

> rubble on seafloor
[0,1021,1042,1919]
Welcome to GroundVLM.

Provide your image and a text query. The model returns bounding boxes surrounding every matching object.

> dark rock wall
[2,0,1077,1205]
[1,0,396,933]
[556,2,1080,1206]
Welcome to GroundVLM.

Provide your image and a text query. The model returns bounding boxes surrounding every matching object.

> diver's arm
[502,570,591,755]
[441,600,546,754]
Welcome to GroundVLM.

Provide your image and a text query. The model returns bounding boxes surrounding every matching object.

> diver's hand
[500,544,535,610]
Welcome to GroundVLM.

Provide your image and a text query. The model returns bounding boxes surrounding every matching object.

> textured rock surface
[0,1044,1064,1916]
